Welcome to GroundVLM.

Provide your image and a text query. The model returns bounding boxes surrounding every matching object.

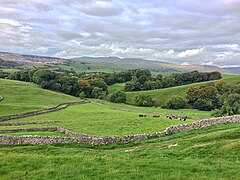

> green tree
[92,87,104,99]
[134,94,155,107]
[109,91,126,103]
[165,96,187,109]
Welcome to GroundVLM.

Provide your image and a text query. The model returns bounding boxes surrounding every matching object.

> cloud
[31,47,48,53]
[0,0,239,67]
[177,48,204,58]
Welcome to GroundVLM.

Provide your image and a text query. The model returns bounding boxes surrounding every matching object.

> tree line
[164,80,240,116]
[124,70,222,91]
[8,69,107,99]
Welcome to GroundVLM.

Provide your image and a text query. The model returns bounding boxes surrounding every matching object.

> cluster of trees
[8,69,108,98]
[183,80,239,115]
[124,70,222,92]
[109,91,155,107]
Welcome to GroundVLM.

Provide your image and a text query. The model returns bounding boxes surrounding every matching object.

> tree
[134,94,155,107]
[187,84,222,111]
[109,91,126,103]
[92,87,104,99]
[222,94,240,115]
[165,96,187,109]
[79,92,86,99]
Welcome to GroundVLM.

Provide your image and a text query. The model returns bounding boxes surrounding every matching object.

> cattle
[139,114,147,117]
[153,115,160,118]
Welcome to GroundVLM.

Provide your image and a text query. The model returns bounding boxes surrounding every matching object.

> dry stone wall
[0,115,239,145]
[0,101,89,122]
[0,120,60,126]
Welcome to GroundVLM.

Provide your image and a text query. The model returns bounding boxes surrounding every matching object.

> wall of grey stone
[0,120,60,126]
[0,127,57,133]
[0,101,89,122]
[0,115,239,145]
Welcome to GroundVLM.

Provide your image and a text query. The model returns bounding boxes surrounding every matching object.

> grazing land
[0,76,239,179]
[1,123,240,179]
[0,78,79,116]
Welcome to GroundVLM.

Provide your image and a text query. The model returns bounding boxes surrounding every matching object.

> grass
[0,78,80,116]
[0,131,69,137]
[4,103,196,136]
[91,99,212,118]
[1,123,240,179]
[125,74,240,106]
[58,63,125,73]
[108,83,125,94]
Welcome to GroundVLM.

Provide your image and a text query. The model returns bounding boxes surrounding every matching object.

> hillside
[0,78,79,116]
[0,51,64,63]
[1,123,240,179]
[72,56,227,74]
[121,74,240,106]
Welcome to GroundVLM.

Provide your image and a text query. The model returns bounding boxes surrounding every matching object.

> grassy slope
[0,78,79,116]
[124,74,240,106]
[91,99,212,118]
[58,63,125,73]
[1,123,240,179]
[4,103,196,136]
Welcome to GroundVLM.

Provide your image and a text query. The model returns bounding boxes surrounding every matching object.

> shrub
[134,94,155,107]
[165,96,187,109]
[109,91,126,103]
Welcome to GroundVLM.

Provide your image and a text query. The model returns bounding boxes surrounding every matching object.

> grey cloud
[0,0,239,66]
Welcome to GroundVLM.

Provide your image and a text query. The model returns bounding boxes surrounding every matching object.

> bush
[109,91,126,103]
[165,96,187,109]
[134,94,155,107]
[79,92,86,99]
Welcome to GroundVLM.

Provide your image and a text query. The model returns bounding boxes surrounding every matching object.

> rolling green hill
[0,78,79,116]
[124,74,240,107]
[1,123,240,179]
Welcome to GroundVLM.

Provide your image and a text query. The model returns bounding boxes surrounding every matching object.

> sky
[0,0,240,67]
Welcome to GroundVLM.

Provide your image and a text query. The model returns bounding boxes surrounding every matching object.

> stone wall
[0,115,239,145]
[0,101,89,122]
[0,120,60,126]
[0,127,57,133]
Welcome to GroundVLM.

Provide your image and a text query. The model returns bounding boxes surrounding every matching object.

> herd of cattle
[139,114,187,121]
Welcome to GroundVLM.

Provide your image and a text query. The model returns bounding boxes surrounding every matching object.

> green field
[3,103,196,136]
[1,77,240,179]
[91,99,212,118]
[58,62,125,73]
[1,123,240,179]
[124,74,240,106]
[0,78,79,116]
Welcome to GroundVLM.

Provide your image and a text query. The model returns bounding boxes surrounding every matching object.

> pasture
[3,103,196,136]
[1,123,240,179]
[0,77,240,179]
[0,78,79,116]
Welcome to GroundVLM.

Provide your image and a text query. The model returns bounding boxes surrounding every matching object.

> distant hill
[223,67,240,74]
[72,56,227,73]
[0,51,65,63]
[0,51,228,73]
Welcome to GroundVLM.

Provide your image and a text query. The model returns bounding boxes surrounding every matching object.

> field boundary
[0,115,239,145]
[0,120,60,126]
[0,101,89,122]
